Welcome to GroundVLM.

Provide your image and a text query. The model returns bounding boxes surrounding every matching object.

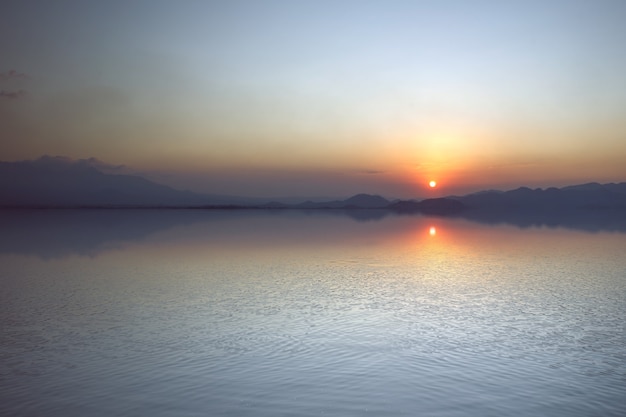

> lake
[1,209,625,416]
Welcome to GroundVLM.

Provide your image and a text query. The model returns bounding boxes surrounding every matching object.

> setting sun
[429,180,437,188]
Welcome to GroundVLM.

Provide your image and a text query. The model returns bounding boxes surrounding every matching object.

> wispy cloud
[0,90,25,99]
[0,70,28,81]
[1,70,29,99]
[358,169,386,175]
[79,157,130,174]
[33,155,135,175]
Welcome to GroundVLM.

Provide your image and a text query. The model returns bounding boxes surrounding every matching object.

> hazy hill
[1,156,625,212]
[304,183,626,212]
[0,156,210,207]
[296,193,389,209]
[455,182,626,210]
[0,157,396,208]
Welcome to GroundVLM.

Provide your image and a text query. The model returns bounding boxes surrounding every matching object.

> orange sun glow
[429,180,437,188]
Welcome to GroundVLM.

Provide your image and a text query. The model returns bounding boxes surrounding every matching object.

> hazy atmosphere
[2,0,625,198]
[3,3,626,416]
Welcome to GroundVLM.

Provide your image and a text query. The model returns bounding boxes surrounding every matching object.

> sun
[429,180,437,188]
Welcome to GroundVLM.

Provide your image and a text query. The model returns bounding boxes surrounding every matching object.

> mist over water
[1,210,625,416]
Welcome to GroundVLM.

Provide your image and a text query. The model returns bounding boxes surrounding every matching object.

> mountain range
[1,156,626,212]
[0,156,209,207]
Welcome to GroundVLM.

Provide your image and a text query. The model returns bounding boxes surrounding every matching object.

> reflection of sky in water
[1,209,625,260]
[1,210,625,416]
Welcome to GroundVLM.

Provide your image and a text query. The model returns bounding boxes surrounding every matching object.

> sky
[1,0,625,198]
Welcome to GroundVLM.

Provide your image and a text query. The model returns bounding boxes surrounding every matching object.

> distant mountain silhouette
[295,193,390,209]
[1,157,625,216]
[453,183,626,210]
[0,156,211,207]
[0,157,393,208]
[291,183,625,214]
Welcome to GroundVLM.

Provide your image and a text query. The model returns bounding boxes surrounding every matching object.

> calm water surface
[1,210,625,416]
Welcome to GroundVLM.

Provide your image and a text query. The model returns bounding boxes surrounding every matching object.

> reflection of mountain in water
[0,210,210,258]
[1,206,625,259]
[306,208,391,222]
[454,208,626,233]
[0,209,394,259]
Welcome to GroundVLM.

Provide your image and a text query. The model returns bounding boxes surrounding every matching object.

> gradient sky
[2,0,625,198]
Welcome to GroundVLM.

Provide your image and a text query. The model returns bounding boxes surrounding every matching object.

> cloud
[23,155,138,176]
[32,155,132,174]
[0,70,28,81]
[79,157,132,174]
[1,71,29,99]
[0,90,25,99]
